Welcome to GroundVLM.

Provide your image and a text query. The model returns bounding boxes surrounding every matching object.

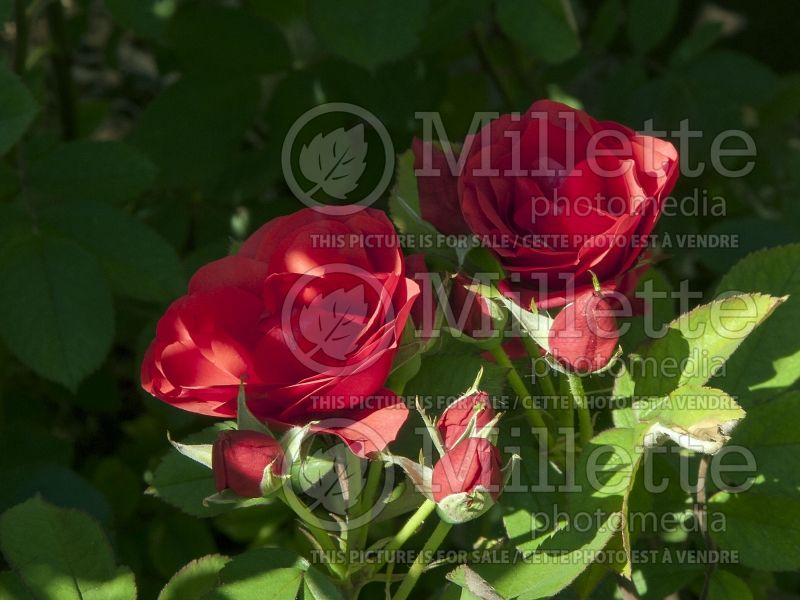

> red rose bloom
[212,430,284,498]
[416,100,678,308]
[437,391,495,451]
[432,437,503,502]
[142,208,419,457]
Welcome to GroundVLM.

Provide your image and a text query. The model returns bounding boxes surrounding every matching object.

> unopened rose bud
[212,430,285,498]
[548,289,619,374]
[432,438,503,524]
[437,391,495,451]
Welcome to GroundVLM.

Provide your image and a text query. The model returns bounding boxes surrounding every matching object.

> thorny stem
[567,373,593,446]
[349,460,384,555]
[391,519,452,600]
[367,499,437,578]
[490,344,554,447]
[696,455,717,600]
[520,336,560,401]
[13,0,29,74]
[45,0,76,140]
[616,573,641,600]
[471,26,519,109]
[280,486,348,581]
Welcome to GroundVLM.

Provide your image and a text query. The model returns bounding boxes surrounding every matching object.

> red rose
[141,208,419,457]
[432,437,503,502]
[212,430,284,498]
[548,288,619,374]
[416,100,678,308]
[437,391,495,451]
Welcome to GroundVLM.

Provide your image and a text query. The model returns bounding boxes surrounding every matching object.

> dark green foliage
[1,1,799,599]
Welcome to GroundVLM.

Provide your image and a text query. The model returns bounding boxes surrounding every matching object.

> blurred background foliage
[0,0,799,597]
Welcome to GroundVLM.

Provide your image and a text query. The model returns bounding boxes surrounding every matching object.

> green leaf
[587,0,622,50]
[203,548,342,600]
[635,386,745,454]
[404,354,507,401]
[627,0,679,54]
[28,141,157,204]
[129,75,260,190]
[0,497,136,600]
[388,150,430,234]
[149,514,218,580]
[0,0,12,22]
[147,423,238,518]
[0,463,112,526]
[467,429,642,599]
[629,562,704,600]
[39,201,186,303]
[500,439,566,552]
[496,0,580,64]
[159,555,230,600]
[168,3,291,75]
[620,268,674,352]
[388,150,459,267]
[720,391,800,496]
[711,244,800,404]
[0,232,113,390]
[419,0,491,51]
[494,293,554,353]
[710,489,800,571]
[103,0,175,40]
[0,64,37,156]
[708,570,753,600]
[466,510,618,599]
[634,294,785,398]
[308,0,429,70]
[0,570,32,599]
[299,124,367,199]
[445,565,502,600]
[669,21,724,67]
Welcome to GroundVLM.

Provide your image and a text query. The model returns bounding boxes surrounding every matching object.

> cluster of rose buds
[384,384,512,525]
[431,392,505,523]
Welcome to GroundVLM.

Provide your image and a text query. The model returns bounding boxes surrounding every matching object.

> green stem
[391,519,452,600]
[471,26,519,109]
[280,486,348,580]
[368,499,436,577]
[45,0,76,140]
[567,373,593,446]
[490,345,553,446]
[350,460,384,555]
[13,0,29,74]
[520,336,559,400]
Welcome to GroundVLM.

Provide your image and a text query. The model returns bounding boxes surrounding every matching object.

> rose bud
[212,430,285,498]
[432,438,503,524]
[437,391,496,451]
[548,289,619,374]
